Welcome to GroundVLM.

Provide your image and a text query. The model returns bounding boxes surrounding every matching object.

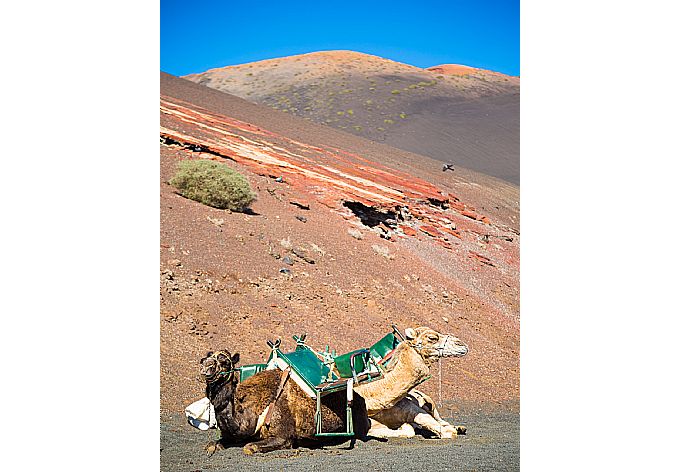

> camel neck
[354,341,431,414]
[207,372,238,414]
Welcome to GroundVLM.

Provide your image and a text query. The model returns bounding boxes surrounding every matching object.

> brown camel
[354,326,468,439]
[200,350,370,455]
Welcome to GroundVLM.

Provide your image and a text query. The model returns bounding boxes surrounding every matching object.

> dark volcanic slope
[183,51,520,185]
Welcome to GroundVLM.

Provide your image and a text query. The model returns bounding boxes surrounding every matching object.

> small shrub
[391,89,401,95]
[169,159,256,211]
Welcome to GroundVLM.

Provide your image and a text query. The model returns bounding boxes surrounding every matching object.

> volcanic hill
[184,51,520,185]
[160,72,519,416]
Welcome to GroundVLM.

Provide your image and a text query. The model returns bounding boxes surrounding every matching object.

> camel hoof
[457,425,467,435]
[205,441,220,457]
[243,444,259,455]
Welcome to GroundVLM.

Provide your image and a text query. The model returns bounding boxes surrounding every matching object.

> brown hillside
[183,50,520,185]
[160,72,519,416]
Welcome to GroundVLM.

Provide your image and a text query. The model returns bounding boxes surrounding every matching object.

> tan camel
[354,326,468,439]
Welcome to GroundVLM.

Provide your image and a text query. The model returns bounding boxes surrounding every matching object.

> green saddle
[238,329,402,390]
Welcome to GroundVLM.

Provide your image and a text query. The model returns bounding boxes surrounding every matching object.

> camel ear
[231,352,240,364]
[405,328,417,340]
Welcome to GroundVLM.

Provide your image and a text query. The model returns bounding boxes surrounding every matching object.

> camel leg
[409,389,467,436]
[366,418,416,439]
[411,411,454,438]
[243,436,292,455]
[205,440,223,457]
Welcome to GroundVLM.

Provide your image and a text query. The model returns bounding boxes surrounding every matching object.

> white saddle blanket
[184,397,216,430]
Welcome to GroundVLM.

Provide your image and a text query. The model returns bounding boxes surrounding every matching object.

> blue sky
[161,0,519,76]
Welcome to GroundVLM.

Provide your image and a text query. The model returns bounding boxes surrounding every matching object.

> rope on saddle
[263,367,292,429]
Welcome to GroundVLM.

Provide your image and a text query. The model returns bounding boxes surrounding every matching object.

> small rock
[290,200,310,210]
[275,176,284,183]
[279,268,291,275]
[292,248,315,264]
[295,216,307,223]
[283,256,294,266]
[207,216,225,227]
[168,259,182,267]
[442,316,449,323]
[348,228,363,240]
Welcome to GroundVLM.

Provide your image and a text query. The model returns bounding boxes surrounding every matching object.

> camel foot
[243,437,290,454]
[205,440,224,457]
[243,443,259,455]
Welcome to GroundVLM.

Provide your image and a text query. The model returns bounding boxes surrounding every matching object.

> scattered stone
[372,244,394,260]
[275,176,284,183]
[348,228,363,240]
[374,227,392,240]
[279,268,291,275]
[309,243,326,256]
[168,259,182,267]
[206,216,225,227]
[282,256,294,266]
[268,244,281,259]
[442,316,449,323]
[292,248,315,264]
[289,200,310,210]
[295,215,307,223]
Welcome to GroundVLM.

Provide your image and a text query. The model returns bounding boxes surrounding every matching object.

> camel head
[404,326,468,363]
[199,350,240,385]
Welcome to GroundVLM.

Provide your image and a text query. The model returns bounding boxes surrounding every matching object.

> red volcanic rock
[400,226,417,237]
[461,209,479,220]
[469,251,495,267]
[436,240,454,250]
[427,64,478,76]
[160,95,501,248]
[419,225,444,239]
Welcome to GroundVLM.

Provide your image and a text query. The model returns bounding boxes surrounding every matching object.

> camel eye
[428,335,439,341]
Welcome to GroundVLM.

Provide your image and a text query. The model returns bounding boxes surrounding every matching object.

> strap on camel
[263,366,291,429]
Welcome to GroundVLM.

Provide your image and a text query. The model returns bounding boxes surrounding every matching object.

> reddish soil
[427,64,520,82]
[160,73,519,417]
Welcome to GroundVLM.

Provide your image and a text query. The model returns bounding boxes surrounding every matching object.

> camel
[354,326,468,439]
[200,349,370,455]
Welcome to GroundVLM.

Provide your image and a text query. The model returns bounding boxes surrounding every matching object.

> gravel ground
[160,406,519,472]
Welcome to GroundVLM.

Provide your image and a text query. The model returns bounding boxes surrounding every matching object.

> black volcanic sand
[390,94,519,185]
[160,403,519,472]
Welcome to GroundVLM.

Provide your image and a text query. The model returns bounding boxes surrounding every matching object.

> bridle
[408,334,468,358]
[202,351,239,384]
